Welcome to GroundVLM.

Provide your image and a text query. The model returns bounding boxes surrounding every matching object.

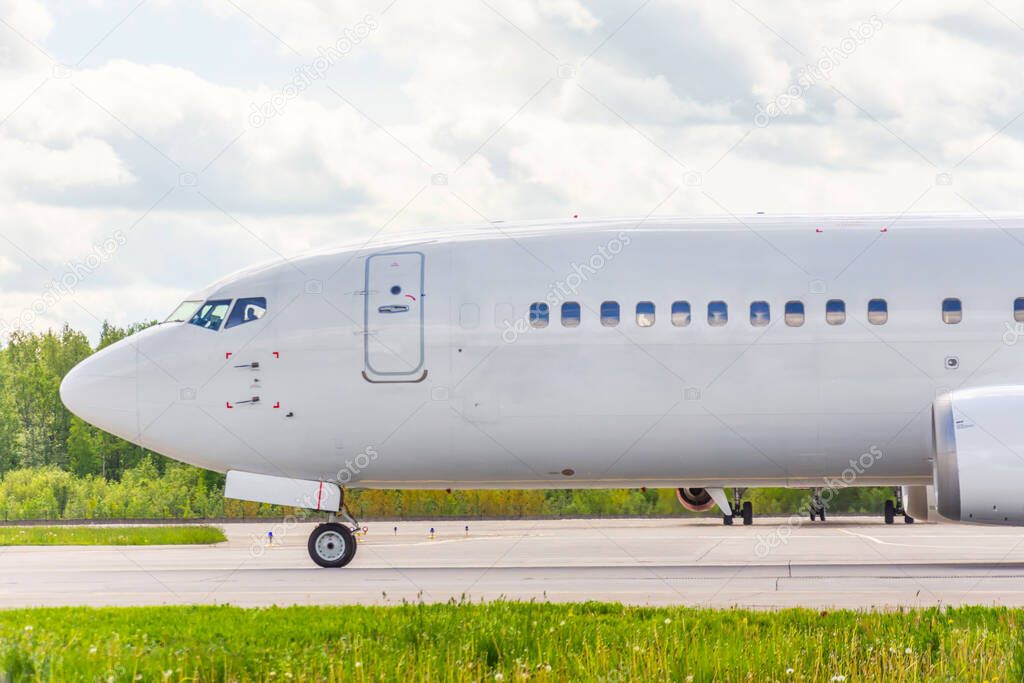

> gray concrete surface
[3,518,1024,609]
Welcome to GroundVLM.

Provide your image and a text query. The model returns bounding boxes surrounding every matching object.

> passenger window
[784,301,804,327]
[1016,298,1024,323]
[708,301,728,327]
[529,302,549,328]
[868,299,888,325]
[189,299,233,331]
[826,299,846,325]
[636,301,655,327]
[601,301,620,327]
[561,302,581,327]
[942,298,962,324]
[671,301,691,327]
[750,301,770,327]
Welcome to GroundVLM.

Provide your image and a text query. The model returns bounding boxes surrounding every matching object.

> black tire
[884,499,895,525]
[308,523,356,568]
[342,529,359,565]
[723,515,734,526]
[904,514,915,524]
[819,508,826,522]
[809,509,816,522]
[742,501,753,526]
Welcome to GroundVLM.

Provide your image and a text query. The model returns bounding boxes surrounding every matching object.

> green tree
[4,326,91,469]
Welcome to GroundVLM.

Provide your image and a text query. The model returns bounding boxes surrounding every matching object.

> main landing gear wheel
[723,488,751,526]
[884,497,914,524]
[884,499,896,525]
[809,490,826,522]
[891,487,914,524]
[308,522,357,568]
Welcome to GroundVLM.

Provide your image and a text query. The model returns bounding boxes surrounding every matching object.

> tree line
[0,324,895,520]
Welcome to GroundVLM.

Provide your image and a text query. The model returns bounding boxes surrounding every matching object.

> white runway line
[838,528,971,550]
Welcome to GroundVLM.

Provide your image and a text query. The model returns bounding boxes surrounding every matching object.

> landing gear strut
[723,488,754,526]
[307,496,360,568]
[884,488,914,525]
[809,489,827,522]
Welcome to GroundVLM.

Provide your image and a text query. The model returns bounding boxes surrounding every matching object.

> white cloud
[0,136,134,189]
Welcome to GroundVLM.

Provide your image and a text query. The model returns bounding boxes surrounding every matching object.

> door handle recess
[378,304,410,313]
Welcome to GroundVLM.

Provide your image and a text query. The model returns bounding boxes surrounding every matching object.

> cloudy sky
[1,0,1022,342]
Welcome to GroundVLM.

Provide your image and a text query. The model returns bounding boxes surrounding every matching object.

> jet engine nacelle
[675,487,716,512]
[933,387,1024,525]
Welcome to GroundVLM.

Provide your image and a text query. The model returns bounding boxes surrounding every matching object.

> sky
[1,0,1023,342]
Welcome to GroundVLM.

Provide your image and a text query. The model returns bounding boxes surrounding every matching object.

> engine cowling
[676,487,716,512]
[933,387,1024,524]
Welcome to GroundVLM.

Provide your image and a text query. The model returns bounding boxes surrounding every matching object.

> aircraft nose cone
[60,341,140,441]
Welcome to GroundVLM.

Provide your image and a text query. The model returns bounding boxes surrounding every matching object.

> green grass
[0,525,226,546]
[0,602,1020,681]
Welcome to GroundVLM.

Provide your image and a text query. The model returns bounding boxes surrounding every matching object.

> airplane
[59,213,1024,567]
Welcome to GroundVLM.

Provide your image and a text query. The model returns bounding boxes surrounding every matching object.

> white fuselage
[60,214,1024,491]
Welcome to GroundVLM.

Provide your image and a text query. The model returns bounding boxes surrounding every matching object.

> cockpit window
[225,297,268,329]
[164,300,202,323]
[189,299,232,331]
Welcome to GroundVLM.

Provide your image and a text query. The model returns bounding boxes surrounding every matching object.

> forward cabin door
[363,251,426,382]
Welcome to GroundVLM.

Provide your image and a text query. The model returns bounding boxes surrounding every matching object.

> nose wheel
[308,522,357,568]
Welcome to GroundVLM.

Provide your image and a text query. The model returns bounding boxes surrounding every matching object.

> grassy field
[0,525,226,546]
[0,602,1020,681]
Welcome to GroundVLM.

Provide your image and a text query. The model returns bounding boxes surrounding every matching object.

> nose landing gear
[307,502,361,568]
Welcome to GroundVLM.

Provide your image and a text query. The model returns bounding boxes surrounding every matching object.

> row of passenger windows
[525,297,1009,328]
